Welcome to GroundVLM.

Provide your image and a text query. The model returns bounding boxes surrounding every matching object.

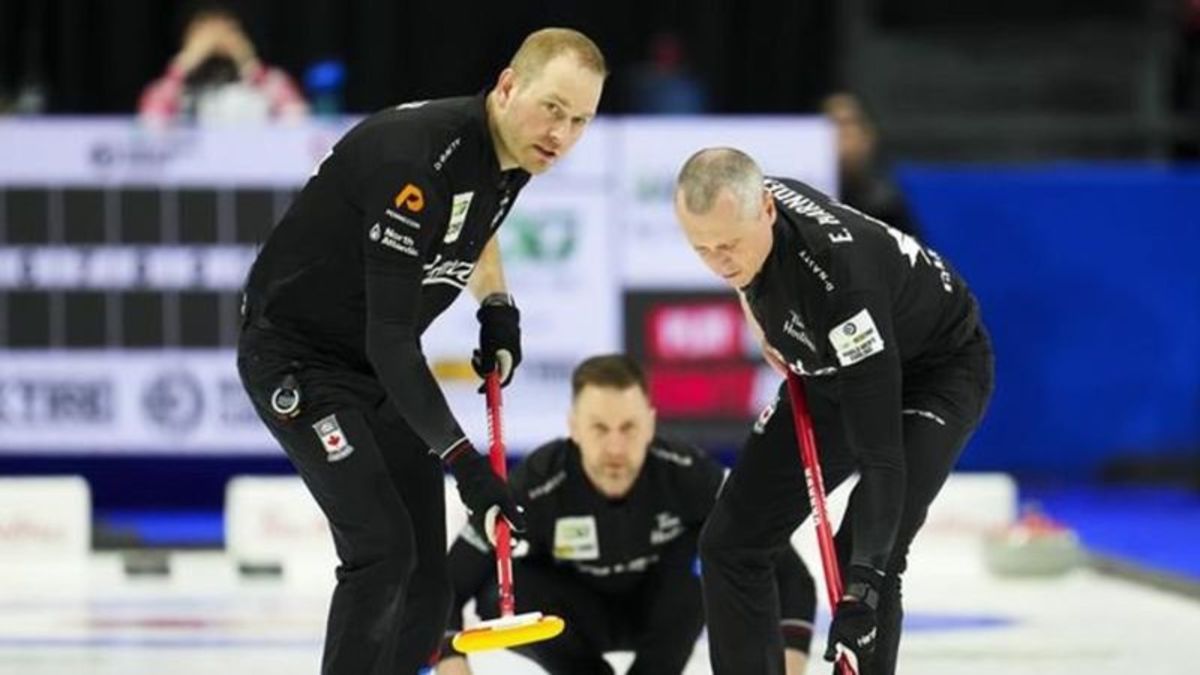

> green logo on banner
[502,210,578,264]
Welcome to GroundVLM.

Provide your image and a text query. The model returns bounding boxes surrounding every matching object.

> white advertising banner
[0,116,614,188]
[615,117,837,288]
[0,117,354,186]
[0,350,270,453]
[0,347,586,454]
[421,186,618,448]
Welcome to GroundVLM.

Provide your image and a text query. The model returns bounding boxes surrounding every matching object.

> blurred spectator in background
[138,4,307,125]
[822,92,921,238]
[628,31,709,114]
[303,59,348,117]
[0,0,48,115]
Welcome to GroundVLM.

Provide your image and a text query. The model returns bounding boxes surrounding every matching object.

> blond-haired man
[238,29,606,674]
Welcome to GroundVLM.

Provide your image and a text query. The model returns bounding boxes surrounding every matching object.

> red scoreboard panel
[624,291,778,447]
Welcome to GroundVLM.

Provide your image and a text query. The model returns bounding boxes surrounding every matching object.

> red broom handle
[485,372,515,617]
[786,373,856,675]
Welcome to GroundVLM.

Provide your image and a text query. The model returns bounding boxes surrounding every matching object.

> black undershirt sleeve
[826,288,905,571]
[360,160,466,456]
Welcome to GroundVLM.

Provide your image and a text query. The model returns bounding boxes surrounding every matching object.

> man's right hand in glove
[824,565,884,671]
[443,440,526,539]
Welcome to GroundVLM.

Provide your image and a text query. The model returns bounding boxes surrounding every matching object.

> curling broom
[786,373,857,675]
[451,371,565,653]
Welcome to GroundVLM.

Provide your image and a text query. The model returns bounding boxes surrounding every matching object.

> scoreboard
[0,117,833,455]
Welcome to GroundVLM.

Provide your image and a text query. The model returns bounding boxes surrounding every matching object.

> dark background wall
[0,0,837,115]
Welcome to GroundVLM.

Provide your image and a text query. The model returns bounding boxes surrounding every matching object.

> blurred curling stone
[983,504,1082,577]
[226,476,336,578]
[122,549,172,577]
[237,560,284,577]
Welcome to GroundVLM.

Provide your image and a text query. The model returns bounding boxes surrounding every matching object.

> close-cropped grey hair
[675,147,764,219]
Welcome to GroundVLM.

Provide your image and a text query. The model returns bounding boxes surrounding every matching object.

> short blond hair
[510,28,607,80]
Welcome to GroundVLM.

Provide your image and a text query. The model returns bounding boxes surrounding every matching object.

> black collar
[471,92,531,191]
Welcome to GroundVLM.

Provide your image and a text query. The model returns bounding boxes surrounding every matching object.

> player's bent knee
[337,528,417,585]
[412,570,454,618]
[698,510,739,563]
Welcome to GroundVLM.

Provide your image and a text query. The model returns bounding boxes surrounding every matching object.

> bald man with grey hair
[676,147,764,219]
[674,147,994,675]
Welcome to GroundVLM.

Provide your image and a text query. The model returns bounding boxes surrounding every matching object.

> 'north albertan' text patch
[828,308,885,366]
[369,223,419,257]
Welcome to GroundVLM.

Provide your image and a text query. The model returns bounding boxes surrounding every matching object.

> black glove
[824,565,884,668]
[444,441,526,536]
[472,294,521,389]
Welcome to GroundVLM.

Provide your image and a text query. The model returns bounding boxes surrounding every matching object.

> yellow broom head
[452,611,565,653]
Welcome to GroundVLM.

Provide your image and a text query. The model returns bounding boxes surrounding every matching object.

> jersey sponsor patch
[373,225,419,257]
[553,515,599,561]
[445,191,474,243]
[422,254,475,288]
[312,414,355,462]
[385,208,422,230]
[393,183,425,213]
[650,511,684,545]
[828,309,885,366]
[434,137,461,172]
[798,248,834,292]
[783,310,817,352]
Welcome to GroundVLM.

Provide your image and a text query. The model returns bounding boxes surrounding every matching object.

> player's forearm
[838,356,905,570]
[468,237,508,301]
[826,292,906,569]
[365,322,466,456]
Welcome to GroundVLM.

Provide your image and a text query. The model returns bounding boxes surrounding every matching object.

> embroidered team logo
[753,397,778,434]
[312,414,355,462]
[393,184,425,213]
[553,516,600,561]
[783,310,817,352]
[445,192,474,243]
[828,309,885,367]
[650,511,684,545]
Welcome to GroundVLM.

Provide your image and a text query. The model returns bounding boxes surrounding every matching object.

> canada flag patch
[312,414,355,462]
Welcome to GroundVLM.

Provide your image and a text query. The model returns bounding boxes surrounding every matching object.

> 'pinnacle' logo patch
[393,183,425,212]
